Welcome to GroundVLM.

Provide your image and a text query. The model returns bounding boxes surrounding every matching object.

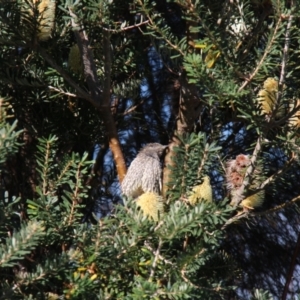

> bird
[240,190,264,210]
[121,143,167,198]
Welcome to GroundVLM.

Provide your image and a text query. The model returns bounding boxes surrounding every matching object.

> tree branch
[103,20,150,33]
[68,6,127,182]
[38,47,93,103]
[258,155,294,191]
[48,86,78,98]
[223,193,300,229]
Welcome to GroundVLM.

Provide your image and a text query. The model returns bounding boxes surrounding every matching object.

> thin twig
[48,86,78,98]
[69,7,102,99]
[238,17,282,92]
[179,248,224,292]
[217,154,227,174]
[144,241,173,267]
[121,100,145,116]
[102,29,111,107]
[277,12,294,105]
[148,239,163,281]
[197,143,209,178]
[258,155,294,191]
[38,47,93,103]
[196,14,246,80]
[223,193,300,229]
[103,20,150,33]
[136,0,185,56]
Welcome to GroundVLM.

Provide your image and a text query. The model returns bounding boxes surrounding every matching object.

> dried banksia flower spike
[121,143,168,198]
[226,154,265,209]
[225,154,250,191]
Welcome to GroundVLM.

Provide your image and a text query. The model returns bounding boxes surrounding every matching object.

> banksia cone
[257,77,284,118]
[121,143,167,198]
[226,154,264,209]
[187,176,212,205]
[68,44,83,75]
[226,154,250,191]
[136,192,164,221]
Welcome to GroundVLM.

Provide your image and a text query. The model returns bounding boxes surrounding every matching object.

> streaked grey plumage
[121,143,167,198]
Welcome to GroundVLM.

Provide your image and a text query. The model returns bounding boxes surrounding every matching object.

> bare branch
[277,13,294,104]
[103,20,150,33]
[258,155,294,191]
[148,239,163,281]
[69,7,102,101]
[121,99,145,116]
[48,86,78,98]
[68,6,127,182]
[223,193,300,229]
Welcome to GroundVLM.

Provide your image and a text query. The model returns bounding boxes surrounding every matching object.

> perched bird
[136,192,164,221]
[187,176,212,205]
[121,143,167,198]
[240,190,264,210]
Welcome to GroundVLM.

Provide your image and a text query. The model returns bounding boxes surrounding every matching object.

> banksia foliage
[257,77,283,118]
[187,176,212,205]
[136,192,164,221]
[68,44,83,75]
[121,143,167,198]
[226,154,264,209]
